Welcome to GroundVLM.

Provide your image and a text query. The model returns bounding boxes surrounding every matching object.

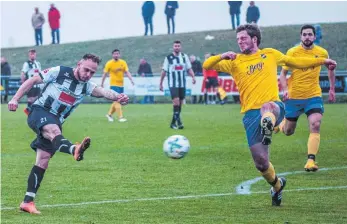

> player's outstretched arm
[282,55,336,69]
[203,52,235,73]
[8,75,43,111]
[91,86,129,105]
[100,72,108,88]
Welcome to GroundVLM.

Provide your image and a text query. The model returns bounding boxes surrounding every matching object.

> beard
[302,40,313,47]
[76,68,83,81]
[242,48,252,54]
[241,42,254,54]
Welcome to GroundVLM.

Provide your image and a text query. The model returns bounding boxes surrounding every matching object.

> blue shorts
[285,97,324,121]
[110,86,124,94]
[242,101,285,147]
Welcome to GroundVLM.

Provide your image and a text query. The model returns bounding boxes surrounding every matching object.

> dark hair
[300,25,316,36]
[28,49,36,53]
[82,53,101,65]
[173,40,181,44]
[112,49,120,54]
[236,24,261,46]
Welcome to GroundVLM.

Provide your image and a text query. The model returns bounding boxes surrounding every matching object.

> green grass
[1,23,347,75]
[1,104,347,223]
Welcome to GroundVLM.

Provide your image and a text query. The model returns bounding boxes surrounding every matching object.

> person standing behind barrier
[137,58,154,104]
[48,3,61,44]
[142,1,155,36]
[228,1,242,30]
[165,1,179,34]
[190,55,203,104]
[1,57,11,103]
[32,7,45,46]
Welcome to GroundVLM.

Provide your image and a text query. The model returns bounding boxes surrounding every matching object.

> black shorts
[27,106,62,154]
[206,77,219,89]
[170,87,185,100]
[27,87,41,97]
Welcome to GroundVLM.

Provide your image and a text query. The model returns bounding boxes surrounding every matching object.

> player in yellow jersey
[101,49,134,122]
[277,25,336,172]
[203,24,336,206]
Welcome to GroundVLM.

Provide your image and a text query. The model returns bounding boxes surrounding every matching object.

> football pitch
[1,103,347,224]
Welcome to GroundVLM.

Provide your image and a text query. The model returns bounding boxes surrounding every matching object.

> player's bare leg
[260,102,281,145]
[305,113,322,172]
[250,143,286,206]
[20,149,51,215]
[277,119,298,136]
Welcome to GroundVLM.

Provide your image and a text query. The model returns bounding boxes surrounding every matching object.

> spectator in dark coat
[314,24,322,45]
[165,1,179,34]
[142,1,155,36]
[1,57,11,103]
[137,58,154,104]
[190,55,203,104]
[246,1,260,24]
[48,4,61,44]
[228,1,242,30]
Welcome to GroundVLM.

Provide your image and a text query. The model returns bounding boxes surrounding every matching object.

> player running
[276,24,336,172]
[203,24,336,206]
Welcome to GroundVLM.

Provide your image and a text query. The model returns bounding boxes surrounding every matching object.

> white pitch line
[2,185,347,211]
[236,166,347,195]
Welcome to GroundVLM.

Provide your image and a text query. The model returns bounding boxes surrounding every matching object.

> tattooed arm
[91,86,129,105]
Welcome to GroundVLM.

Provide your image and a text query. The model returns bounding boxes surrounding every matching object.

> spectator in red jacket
[48,4,61,44]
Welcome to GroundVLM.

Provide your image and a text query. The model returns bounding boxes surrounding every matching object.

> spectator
[246,1,260,24]
[142,1,155,36]
[32,7,45,46]
[165,1,179,34]
[190,55,203,104]
[203,53,224,105]
[1,57,11,103]
[314,24,322,45]
[228,1,242,30]
[137,58,154,104]
[48,3,61,44]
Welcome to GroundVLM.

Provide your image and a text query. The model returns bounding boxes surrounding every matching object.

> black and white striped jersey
[162,52,192,88]
[22,60,42,88]
[33,66,97,123]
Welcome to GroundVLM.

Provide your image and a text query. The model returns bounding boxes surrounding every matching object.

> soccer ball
[163,135,190,159]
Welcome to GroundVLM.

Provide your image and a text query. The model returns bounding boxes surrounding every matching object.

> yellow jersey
[283,45,329,99]
[203,48,326,113]
[103,59,129,87]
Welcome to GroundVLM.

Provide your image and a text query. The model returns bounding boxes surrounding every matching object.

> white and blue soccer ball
[163,135,190,159]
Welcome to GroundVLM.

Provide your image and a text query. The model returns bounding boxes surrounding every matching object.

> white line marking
[236,166,347,195]
[2,185,347,211]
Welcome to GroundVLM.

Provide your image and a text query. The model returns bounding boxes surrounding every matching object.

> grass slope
[1,23,347,75]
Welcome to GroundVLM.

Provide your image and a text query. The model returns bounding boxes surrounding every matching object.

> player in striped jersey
[159,40,196,129]
[21,49,42,115]
[8,54,129,215]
